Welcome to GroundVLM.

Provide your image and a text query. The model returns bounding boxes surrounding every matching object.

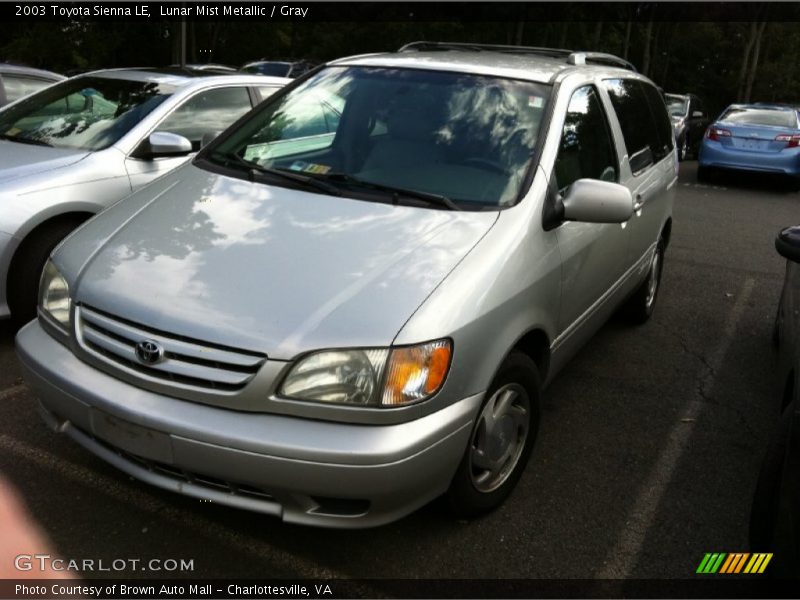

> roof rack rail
[398,41,573,60]
[567,52,637,72]
[398,42,636,72]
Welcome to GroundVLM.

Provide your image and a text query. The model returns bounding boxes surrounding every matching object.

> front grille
[88,429,275,502]
[77,305,266,391]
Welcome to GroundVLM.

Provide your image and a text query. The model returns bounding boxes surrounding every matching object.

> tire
[622,239,665,324]
[446,352,541,518]
[678,135,689,162]
[7,218,85,325]
[749,406,791,552]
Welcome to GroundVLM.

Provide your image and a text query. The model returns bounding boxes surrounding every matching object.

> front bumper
[699,140,800,176]
[16,320,480,528]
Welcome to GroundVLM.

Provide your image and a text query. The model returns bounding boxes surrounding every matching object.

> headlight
[279,339,452,407]
[39,260,71,329]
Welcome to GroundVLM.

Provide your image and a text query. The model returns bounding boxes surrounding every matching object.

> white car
[0,68,289,322]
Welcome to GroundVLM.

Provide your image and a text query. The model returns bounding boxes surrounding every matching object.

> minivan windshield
[0,76,174,151]
[204,66,551,208]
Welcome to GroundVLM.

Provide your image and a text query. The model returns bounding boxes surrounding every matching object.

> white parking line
[0,433,355,581]
[595,277,755,578]
[0,383,27,401]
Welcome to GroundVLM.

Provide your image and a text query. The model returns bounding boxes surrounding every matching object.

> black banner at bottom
[3,578,800,599]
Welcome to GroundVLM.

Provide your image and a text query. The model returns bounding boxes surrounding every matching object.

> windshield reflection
[0,77,173,151]
[207,66,551,208]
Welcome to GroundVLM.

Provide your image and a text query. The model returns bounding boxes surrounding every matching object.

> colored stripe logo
[696,553,773,574]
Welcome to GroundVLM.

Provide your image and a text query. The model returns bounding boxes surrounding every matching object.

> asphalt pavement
[0,161,797,583]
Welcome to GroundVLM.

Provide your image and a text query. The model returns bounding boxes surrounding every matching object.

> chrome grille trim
[77,305,266,391]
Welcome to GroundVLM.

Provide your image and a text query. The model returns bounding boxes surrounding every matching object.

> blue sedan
[698,104,800,187]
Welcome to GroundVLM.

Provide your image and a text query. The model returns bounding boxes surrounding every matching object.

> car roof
[72,68,289,88]
[0,63,65,81]
[329,42,638,84]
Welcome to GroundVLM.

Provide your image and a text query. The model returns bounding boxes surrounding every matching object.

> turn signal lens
[382,339,452,406]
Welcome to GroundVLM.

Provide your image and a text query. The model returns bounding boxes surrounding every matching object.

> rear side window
[604,79,672,172]
[554,85,618,192]
[640,82,674,158]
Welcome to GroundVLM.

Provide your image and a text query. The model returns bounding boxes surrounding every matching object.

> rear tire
[446,352,541,518]
[7,218,85,325]
[622,239,665,324]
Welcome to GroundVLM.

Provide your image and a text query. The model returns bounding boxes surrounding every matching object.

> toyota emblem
[135,339,164,365]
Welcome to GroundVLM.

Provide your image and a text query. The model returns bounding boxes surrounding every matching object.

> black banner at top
[4,2,800,23]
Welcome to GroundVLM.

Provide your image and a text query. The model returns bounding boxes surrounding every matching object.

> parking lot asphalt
[0,161,797,582]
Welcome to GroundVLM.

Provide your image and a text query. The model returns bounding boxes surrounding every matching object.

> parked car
[0,63,64,107]
[241,60,315,78]
[0,68,289,322]
[664,93,709,161]
[169,63,238,73]
[698,103,800,188]
[16,42,675,528]
[749,225,800,576]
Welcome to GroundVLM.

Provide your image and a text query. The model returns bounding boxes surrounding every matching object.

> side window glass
[606,79,674,170]
[554,85,618,192]
[604,79,656,173]
[256,86,279,103]
[639,81,674,159]
[157,87,252,150]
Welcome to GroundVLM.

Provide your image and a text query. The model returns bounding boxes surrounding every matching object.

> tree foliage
[2,8,800,117]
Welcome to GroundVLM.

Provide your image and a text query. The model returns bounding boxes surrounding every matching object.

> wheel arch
[509,327,551,384]
[6,211,95,298]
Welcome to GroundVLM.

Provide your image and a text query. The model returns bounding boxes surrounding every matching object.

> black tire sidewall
[447,352,541,518]
[8,219,83,324]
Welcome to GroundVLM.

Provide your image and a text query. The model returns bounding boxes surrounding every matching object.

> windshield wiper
[208,151,342,197]
[0,133,52,147]
[316,172,460,211]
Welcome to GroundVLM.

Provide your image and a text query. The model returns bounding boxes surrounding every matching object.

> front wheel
[678,136,689,162]
[7,218,85,325]
[446,352,541,517]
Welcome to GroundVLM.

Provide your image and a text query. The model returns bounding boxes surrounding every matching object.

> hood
[0,140,89,185]
[70,165,498,358]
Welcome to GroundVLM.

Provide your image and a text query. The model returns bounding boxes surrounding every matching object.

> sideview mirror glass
[562,179,634,224]
[776,226,800,263]
[146,131,193,158]
[692,110,704,118]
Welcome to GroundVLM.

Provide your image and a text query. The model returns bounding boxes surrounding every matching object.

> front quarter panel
[394,167,559,408]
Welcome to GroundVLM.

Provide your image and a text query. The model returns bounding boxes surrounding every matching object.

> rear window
[719,108,797,129]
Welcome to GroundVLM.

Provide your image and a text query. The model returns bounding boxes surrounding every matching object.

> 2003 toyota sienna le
[16,42,676,527]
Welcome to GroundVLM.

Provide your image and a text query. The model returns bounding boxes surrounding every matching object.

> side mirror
[562,179,634,224]
[134,131,193,159]
[776,226,800,263]
[692,110,704,118]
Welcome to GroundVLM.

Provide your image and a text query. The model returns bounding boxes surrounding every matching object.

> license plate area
[90,409,174,463]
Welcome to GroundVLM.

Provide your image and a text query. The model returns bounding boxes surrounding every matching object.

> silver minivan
[16,43,676,528]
